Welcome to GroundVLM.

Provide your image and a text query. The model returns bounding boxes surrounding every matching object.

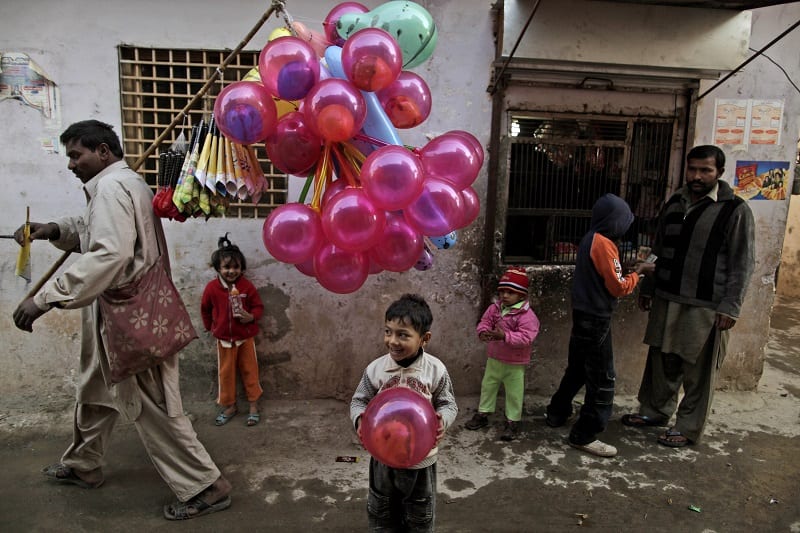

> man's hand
[14,222,59,245]
[638,294,652,312]
[12,297,49,332]
[635,261,656,277]
[715,313,736,330]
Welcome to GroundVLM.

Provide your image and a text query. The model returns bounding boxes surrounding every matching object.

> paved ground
[1,297,799,532]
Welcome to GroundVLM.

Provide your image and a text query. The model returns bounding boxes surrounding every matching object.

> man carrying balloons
[350,294,458,532]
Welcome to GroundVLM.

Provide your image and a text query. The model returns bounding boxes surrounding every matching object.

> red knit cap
[498,267,529,295]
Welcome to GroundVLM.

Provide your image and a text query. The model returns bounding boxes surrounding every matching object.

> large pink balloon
[419,132,482,191]
[369,212,424,272]
[360,145,424,211]
[265,111,322,175]
[341,28,402,92]
[404,178,464,236]
[456,186,481,229]
[214,81,277,145]
[324,2,369,47]
[314,242,369,294]
[262,203,324,264]
[360,387,439,469]
[376,71,432,129]
[304,78,367,142]
[321,187,386,252]
[259,36,321,101]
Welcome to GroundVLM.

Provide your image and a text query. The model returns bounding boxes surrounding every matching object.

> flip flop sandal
[657,429,692,448]
[621,414,665,427]
[42,463,104,489]
[163,495,232,520]
[246,413,260,426]
[215,408,237,426]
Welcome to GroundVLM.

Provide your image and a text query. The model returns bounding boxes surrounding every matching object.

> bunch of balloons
[212,1,483,293]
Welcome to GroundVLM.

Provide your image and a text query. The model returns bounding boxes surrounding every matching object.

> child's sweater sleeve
[589,233,640,298]
[431,370,458,430]
[200,282,214,331]
[475,304,496,335]
[350,368,378,429]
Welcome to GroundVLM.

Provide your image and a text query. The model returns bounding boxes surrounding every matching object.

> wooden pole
[22,1,281,302]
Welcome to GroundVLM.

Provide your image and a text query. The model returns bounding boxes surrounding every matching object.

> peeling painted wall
[0,0,797,408]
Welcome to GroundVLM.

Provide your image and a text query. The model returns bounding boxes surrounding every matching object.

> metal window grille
[118,46,287,218]
[503,113,673,264]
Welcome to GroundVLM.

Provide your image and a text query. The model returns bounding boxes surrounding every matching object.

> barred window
[503,113,673,264]
[118,46,287,218]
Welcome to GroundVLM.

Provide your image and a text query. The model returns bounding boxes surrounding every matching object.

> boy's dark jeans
[368,458,436,532]
[546,310,615,445]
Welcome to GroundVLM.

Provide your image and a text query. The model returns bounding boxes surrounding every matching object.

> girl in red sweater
[201,235,264,427]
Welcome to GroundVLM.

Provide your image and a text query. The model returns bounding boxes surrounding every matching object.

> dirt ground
[1,297,799,533]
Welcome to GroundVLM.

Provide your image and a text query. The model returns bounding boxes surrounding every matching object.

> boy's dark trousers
[546,309,615,445]
[368,458,436,532]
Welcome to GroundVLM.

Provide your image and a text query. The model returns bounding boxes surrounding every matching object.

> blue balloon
[429,231,457,249]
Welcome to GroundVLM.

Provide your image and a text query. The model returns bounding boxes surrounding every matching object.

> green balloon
[336,1,437,69]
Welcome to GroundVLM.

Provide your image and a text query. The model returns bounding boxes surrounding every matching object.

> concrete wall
[1,0,797,407]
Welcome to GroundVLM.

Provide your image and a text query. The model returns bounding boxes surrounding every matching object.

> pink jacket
[476,300,540,365]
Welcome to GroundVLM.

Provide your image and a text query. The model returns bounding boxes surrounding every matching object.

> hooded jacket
[571,193,640,318]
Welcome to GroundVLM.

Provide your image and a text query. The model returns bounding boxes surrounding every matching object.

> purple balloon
[324,2,369,47]
[361,145,424,211]
[321,187,386,252]
[265,111,322,175]
[419,132,482,191]
[262,203,324,264]
[370,212,424,272]
[214,81,277,145]
[376,71,432,129]
[314,242,369,294]
[360,387,439,469]
[404,178,464,236]
[259,36,321,101]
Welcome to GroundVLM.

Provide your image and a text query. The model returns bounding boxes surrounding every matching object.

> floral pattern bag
[99,255,197,384]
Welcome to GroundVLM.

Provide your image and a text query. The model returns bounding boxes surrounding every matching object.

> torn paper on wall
[0,52,62,153]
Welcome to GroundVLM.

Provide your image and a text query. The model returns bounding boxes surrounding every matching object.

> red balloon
[360,145,424,211]
[313,242,369,294]
[214,81,277,145]
[265,111,322,175]
[304,79,367,142]
[341,28,402,92]
[376,71,432,129]
[324,2,369,47]
[360,387,439,469]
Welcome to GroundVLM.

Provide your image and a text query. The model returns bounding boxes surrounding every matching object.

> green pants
[477,358,526,422]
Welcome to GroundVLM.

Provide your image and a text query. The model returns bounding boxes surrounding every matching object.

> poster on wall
[748,100,783,145]
[734,160,789,201]
[713,99,748,145]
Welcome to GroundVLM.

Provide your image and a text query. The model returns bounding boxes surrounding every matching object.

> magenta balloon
[457,186,481,229]
[313,242,369,294]
[259,36,321,101]
[404,178,464,236]
[360,145,424,211]
[324,2,369,47]
[295,256,316,277]
[368,257,384,275]
[448,130,484,168]
[262,203,324,264]
[370,212,424,272]
[360,387,439,469]
[321,178,348,208]
[321,187,386,252]
[341,28,403,92]
[214,81,277,145]
[265,111,322,175]
[376,71,432,129]
[304,78,367,142]
[419,132,482,191]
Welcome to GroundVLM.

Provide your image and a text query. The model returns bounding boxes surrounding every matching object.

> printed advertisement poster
[713,99,747,145]
[748,100,783,145]
[734,160,789,201]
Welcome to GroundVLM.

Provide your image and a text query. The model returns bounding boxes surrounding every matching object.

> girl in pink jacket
[465,267,540,441]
